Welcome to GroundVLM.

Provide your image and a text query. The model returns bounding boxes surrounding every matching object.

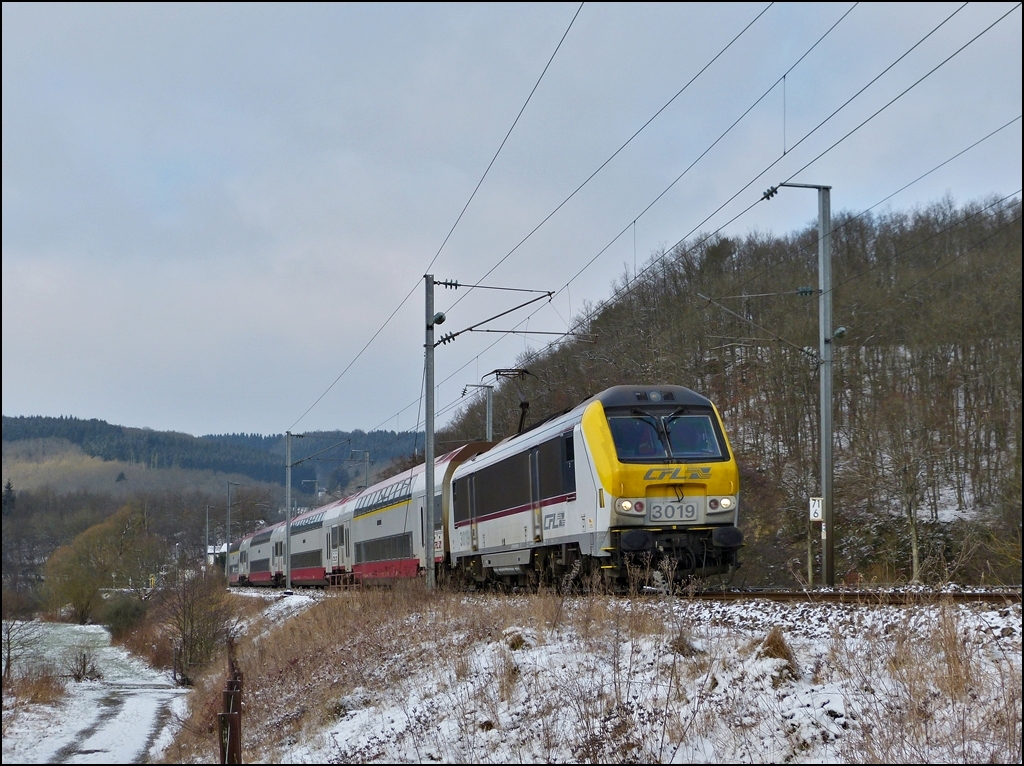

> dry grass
[757,625,800,683]
[118,616,175,670]
[829,598,1022,764]
[4,660,66,706]
[157,587,1022,764]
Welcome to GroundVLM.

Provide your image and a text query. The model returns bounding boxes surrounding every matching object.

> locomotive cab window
[665,414,723,459]
[607,407,727,462]
[608,415,668,460]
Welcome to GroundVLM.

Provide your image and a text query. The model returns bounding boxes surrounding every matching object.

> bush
[100,593,148,640]
[60,645,102,682]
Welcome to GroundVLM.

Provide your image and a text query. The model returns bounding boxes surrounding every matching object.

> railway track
[683,587,1022,605]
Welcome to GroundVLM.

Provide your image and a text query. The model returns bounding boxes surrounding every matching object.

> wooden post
[218,639,244,763]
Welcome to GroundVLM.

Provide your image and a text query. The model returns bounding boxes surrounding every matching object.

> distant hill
[2,415,424,489]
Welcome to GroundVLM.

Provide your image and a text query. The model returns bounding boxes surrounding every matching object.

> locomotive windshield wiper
[631,407,672,458]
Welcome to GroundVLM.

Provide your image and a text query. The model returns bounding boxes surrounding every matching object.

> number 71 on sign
[809,497,823,522]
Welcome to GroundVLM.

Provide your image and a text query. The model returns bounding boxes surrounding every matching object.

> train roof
[587,384,714,409]
[499,384,715,443]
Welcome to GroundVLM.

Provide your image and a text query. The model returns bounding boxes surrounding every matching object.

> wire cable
[319,5,1022,447]
[782,3,1022,183]
[721,114,1022,299]
[445,2,776,312]
[287,3,584,431]
[570,2,1019,324]
[357,4,996,441]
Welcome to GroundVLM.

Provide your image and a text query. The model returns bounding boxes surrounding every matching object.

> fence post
[217,639,244,763]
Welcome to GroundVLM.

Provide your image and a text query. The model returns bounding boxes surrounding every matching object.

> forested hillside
[2,416,424,491]
[441,195,1022,584]
[1,416,303,485]
[1,421,424,592]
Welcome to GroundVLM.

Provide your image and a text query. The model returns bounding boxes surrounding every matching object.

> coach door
[530,448,543,542]
[339,522,351,571]
[272,540,283,575]
[469,476,479,551]
[328,525,340,571]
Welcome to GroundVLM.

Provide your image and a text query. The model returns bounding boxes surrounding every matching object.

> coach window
[563,432,576,493]
[477,453,530,516]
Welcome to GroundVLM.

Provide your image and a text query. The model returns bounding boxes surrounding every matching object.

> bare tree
[2,587,42,685]
[158,566,236,686]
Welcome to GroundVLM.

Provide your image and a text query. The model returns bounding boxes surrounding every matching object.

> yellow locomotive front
[581,385,743,583]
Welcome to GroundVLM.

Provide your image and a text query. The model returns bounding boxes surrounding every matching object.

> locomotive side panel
[449,411,589,581]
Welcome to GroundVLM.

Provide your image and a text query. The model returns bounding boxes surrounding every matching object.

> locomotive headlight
[708,496,736,513]
[615,498,643,514]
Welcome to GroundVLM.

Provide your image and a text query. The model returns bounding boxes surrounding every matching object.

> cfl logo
[644,467,712,481]
[544,512,566,530]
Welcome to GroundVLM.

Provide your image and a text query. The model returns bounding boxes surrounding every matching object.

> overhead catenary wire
[555,1,1020,335]
[454,0,960,324]
[290,1,776,439]
[722,114,1022,299]
[360,83,1023,454]
[347,197,1020,466]
[405,177,1022,453]
[434,124,1023,433]
[697,192,1022,352]
[341,192,1023,459]
[613,1,999,301]
[404,4,861,426]
[286,3,584,432]
[546,2,863,302]
[780,3,1022,184]
[305,5,1021,454]
[446,2,777,313]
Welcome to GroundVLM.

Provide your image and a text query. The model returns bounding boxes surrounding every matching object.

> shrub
[99,593,148,640]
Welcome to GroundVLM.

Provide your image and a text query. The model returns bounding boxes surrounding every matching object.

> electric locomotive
[448,384,742,589]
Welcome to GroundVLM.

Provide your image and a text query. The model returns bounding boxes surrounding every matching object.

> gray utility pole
[424,274,446,591]
[776,182,835,587]
[302,479,320,505]
[205,504,210,569]
[350,450,370,489]
[285,431,293,592]
[464,383,494,441]
[225,481,240,578]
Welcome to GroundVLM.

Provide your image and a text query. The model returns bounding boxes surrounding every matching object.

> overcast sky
[3,2,1021,437]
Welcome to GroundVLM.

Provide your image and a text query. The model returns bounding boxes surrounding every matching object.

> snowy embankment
[3,589,1021,764]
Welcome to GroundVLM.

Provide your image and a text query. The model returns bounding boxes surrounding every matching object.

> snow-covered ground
[277,593,1022,764]
[3,590,1021,764]
[1,622,188,764]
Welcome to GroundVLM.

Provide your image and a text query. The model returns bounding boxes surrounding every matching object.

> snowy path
[2,623,189,765]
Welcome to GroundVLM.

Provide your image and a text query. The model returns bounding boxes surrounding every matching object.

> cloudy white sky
[3,2,1021,437]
